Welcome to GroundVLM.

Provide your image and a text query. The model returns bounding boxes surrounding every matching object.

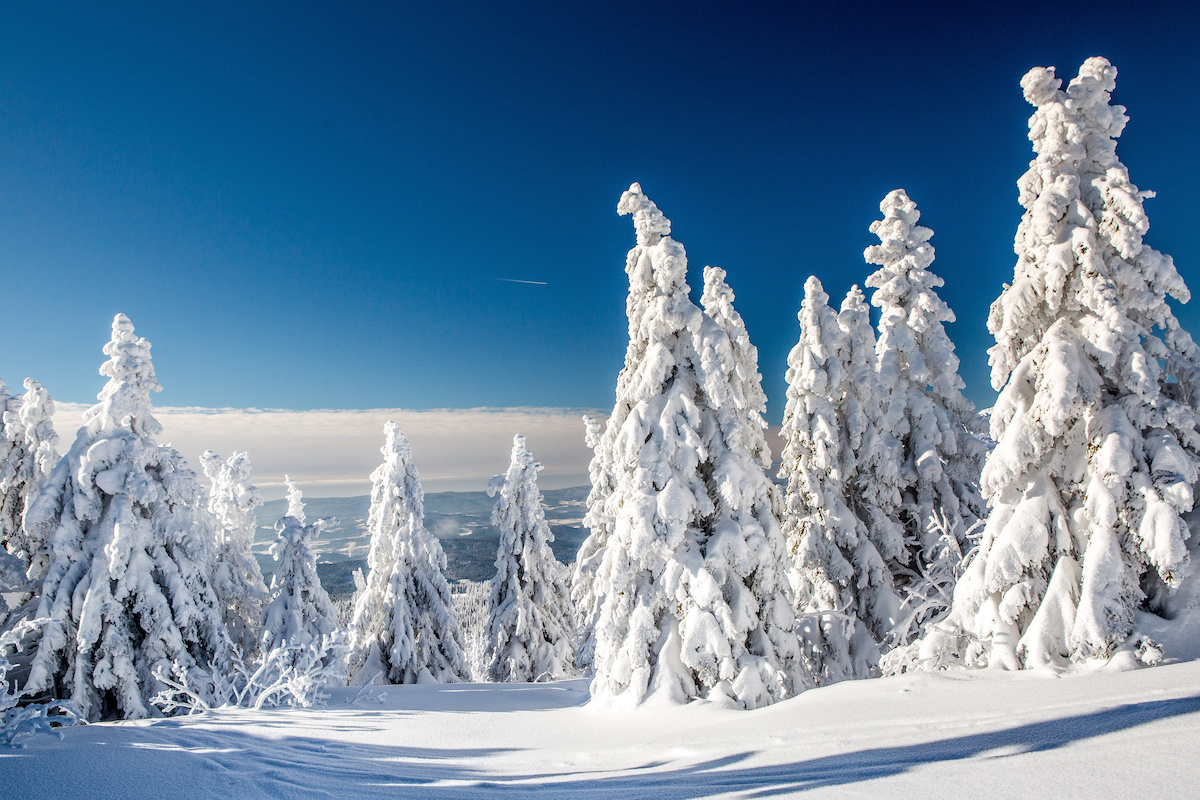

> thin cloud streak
[52,403,600,499]
[494,278,549,285]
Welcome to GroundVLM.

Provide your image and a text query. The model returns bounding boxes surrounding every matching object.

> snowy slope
[4,660,1198,798]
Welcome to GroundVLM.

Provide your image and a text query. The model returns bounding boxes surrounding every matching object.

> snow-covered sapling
[345,422,469,685]
[201,450,268,660]
[483,434,575,682]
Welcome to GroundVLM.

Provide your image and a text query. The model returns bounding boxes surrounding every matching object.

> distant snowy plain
[4,658,1199,798]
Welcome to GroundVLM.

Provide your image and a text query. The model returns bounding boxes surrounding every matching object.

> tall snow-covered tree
[587,183,805,708]
[701,266,773,473]
[0,379,60,577]
[201,450,267,659]
[934,57,1200,670]
[23,314,230,720]
[483,434,575,682]
[778,277,897,683]
[864,190,988,623]
[260,510,341,666]
[346,422,468,684]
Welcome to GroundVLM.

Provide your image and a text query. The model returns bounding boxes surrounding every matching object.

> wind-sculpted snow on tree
[201,450,267,659]
[0,379,59,579]
[701,266,773,474]
[483,435,575,682]
[779,277,897,683]
[23,315,230,720]
[930,58,1200,670]
[587,183,805,708]
[346,422,468,684]
[261,513,341,669]
[865,190,988,624]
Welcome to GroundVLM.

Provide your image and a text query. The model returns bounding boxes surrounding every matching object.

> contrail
[494,278,549,285]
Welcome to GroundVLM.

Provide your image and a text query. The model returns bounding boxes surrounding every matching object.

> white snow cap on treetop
[84,313,162,438]
[864,189,934,272]
[617,182,671,245]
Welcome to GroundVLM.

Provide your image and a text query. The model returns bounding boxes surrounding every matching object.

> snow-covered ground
[4,660,1198,798]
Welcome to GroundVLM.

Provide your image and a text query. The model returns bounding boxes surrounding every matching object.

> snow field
[3,660,1198,798]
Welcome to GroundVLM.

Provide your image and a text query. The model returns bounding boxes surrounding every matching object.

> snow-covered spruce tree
[284,474,306,524]
[0,379,60,578]
[701,266,774,474]
[778,277,897,683]
[587,183,805,708]
[483,434,575,682]
[201,450,267,659]
[864,190,988,635]
[260,512,341,665]
[932,58,1200,670]
[571,413,606,673]
[346,422,468,684]
[23,314,230,720]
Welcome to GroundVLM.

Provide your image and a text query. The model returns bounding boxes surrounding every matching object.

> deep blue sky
[2,1,1198,422]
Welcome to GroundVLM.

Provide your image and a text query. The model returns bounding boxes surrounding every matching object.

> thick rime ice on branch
[778,277,897,683]
[346,422,469,685]
[201,450,267,659]
[22,315,230,720]
[482,435,576,682]
[929,58,1200,671]
[0,379,60,584]
[864,190,989,642]
[584,183,806,709]
[261,509,341,671]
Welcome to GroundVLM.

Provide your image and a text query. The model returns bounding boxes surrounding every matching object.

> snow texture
[935,57,1200,670]
[482,435,576,682]
[345,422,469,685]
[22,315,231,720]
[584,183,806,709]
[201,450,267,659]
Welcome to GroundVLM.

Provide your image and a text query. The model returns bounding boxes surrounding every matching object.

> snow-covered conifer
[865,190,988,628]
[571,414,606,673]
[701,266,773,473]
[778,277,897,683]
[260,513,340,663]
[587,183,805,708]
[346,422,468,684]
[284,474,306,524]
[23,315,230,720]
[0,379,60,578]
[483,434,575,682]
[936,58,1200,669]
[201,450,267,659]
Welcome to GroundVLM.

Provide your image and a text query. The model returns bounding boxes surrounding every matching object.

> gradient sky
[3,1,1198,423]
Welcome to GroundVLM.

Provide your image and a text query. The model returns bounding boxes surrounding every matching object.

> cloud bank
[52,404,601,499]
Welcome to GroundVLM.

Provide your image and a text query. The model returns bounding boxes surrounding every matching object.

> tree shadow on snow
[4,694,1198,799]
[516,694,1200,799]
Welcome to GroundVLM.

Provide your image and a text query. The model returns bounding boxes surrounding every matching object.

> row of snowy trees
[0,315,577,721]
[574,56,1200,707]
[3,55,1196,721]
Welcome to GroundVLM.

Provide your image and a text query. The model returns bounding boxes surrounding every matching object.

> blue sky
[3,1,1198,423]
